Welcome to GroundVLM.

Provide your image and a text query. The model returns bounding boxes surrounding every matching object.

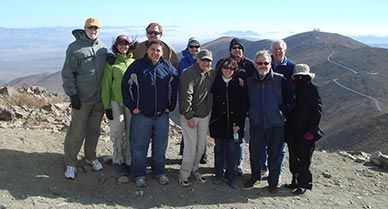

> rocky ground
[0,127,387,209]
[0,86,388,208]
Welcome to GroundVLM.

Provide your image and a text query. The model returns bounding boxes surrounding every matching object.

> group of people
[61,17,322,195]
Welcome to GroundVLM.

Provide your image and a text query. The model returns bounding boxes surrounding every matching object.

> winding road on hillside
[327,52,383,112]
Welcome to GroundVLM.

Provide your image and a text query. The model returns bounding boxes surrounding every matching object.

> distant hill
[5,30,388,153]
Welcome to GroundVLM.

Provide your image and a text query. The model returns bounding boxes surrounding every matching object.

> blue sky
[1,0,387,39]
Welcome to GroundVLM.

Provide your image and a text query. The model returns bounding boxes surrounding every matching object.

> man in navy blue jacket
[121,40,178,187]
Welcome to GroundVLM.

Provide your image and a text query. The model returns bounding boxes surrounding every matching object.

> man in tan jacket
[178,49,216,187]
[132,22,179,68]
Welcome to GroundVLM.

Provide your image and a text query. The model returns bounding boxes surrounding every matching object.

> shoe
[156,174,170,185]
[284,182,298,189]
[212,176,222,185]
[64,166,76,179]
[85,159,103,171]
[228,181,238,189]
[267,185,280,193]
[199,154,208,164]
[193,171,207,183]
[292,187,306,195]
[135,176,146,187]
[179,177,190,187]
[236,167,244,176]
[244,179,257,188]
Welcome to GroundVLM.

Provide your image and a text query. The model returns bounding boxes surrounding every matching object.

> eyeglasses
[147,31,162,36]
[256,62,270,66]
[189,45,200,49]
[222,65,234,71]
[87,26,99,30]
[117,42,130,46]
[232,46,242,50]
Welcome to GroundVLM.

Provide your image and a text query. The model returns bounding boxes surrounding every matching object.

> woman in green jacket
[101,35,135,178]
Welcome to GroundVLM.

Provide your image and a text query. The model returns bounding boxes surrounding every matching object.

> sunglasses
[222,65,234,71]
[232,46,242,50]
[87,26,99,30]
[256,62,270,66]
[189,45,200,49]
[117,42,130,46]
[147,31,162,35]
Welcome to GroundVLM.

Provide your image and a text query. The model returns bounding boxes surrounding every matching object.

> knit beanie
[229,38,244,52]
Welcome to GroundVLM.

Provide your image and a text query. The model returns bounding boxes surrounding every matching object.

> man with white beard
[244,49,294,193]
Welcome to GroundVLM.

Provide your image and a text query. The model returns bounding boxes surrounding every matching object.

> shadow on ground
[0,148,296,208]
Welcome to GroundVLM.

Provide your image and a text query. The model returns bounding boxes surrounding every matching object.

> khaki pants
[64,101,104,166]
[179,114,210,179]
[109,101,132,165]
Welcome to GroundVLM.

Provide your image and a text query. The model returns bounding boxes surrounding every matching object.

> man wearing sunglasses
[244,49,294,193]
[62,17,107,179]
[132,22,179,68]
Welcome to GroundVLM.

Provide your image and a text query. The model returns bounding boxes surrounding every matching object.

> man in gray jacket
[61,17,107,179]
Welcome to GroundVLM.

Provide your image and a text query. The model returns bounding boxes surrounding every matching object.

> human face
[85,26,100,40]
[198,59,212,72]
[271,42,286,63]
[221,62,235,79]
[230,45,243,60]
[116,42,130,54]
[146,25,162,41]
[255,55,271,76]
[147,43,163,64]
[188,44,200,56]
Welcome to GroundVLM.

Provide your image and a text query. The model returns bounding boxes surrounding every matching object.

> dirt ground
[0,127,387,209]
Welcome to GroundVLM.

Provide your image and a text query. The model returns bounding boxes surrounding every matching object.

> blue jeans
[214,138,240,183]
[130,112,169,177]
[260,143,286,173]
[249,126,284,187]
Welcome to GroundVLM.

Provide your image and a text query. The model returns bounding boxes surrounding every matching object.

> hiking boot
[267,185,280,193]
[292,187,306,195]
[85,159,103,171]
[193,171,207,183]
[244,179,257,188]
[64,166,76,179]
[156,174,170,185]
[135,176,146,187]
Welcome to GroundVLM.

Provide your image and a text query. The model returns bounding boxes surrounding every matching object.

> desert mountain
[4,31,388,153]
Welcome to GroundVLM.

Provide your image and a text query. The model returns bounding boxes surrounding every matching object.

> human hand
[70,95,81,110]
[303,131,314,141]
[105,109,113,120]
[132,108,141,114]
[187,118,196,129]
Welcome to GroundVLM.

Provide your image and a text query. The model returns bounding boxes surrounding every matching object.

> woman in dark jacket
[285,64,322,195]
[209,57,249,189]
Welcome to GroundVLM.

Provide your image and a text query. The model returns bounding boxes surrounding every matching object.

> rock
[322,170,332,178]
[370,151,388,169]
[0,106,13,121]
[118,176,129,183]
[355,157,367,163]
